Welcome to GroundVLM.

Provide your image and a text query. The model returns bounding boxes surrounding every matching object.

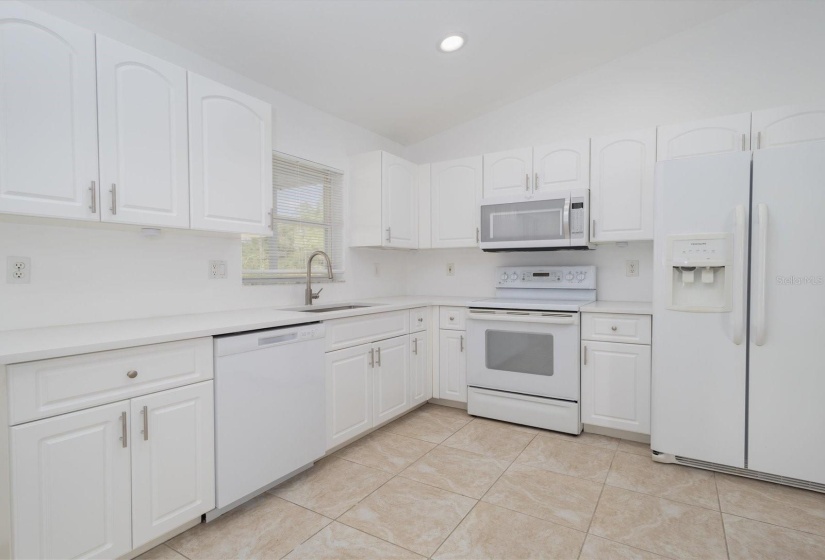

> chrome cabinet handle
[376,346,381,366]
[369,348,375,368]
[386,227,391,243]
[583,345,587,365]
[757,131,762,150]
[611,326,618,332]
[525,173,529,191]
[126,370,138,379]
[741,133,746,151]
[89,181,97,213]
[460,335,464,352]
[142,406,149,441]
[120,411,128,448]
[534,172,539,191]
[413,337,418,355]
[110,183,117,215]
[476,227,480,243]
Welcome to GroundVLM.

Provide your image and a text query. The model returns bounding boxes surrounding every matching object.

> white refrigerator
[652,141,825,487]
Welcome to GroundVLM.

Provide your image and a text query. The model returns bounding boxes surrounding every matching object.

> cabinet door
[590,129,656,242]
[96,36,189,228]
[131,382,215,548]
[11,401,131,560]
[533,140,590,193]
[410,334,431,407]
[0,3,99,221]
[188,72,273,234]
[657,113,751,161]
[326,343,374,449]
[431,156,482,248]
[382,152,418,248]
[752,103,825,149]
[439,330,467,403]
[581,341,651,434]
[482,148,533,198]
[373,336,410,424]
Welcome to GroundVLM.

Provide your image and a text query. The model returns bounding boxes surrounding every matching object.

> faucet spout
[306,251,333,305]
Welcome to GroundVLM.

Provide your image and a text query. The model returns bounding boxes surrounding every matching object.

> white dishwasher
[212,322,326,515]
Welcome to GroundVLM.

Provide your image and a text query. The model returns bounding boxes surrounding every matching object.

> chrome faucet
[305,251,333,305]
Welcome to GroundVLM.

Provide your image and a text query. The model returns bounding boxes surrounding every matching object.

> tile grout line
[577,449,616,559]
[716,473,732,560]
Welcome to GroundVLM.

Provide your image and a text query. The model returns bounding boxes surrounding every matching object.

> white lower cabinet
[581,340,651,434]
[131,382,215,548]
[410,334,430,407]
[439,330,467,403]
[9,365,215,559]
[326,343,374,449]
[10,401,132,560]
[373,336,410,425]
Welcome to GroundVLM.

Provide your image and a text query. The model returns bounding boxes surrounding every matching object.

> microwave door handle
[562,198,570,241]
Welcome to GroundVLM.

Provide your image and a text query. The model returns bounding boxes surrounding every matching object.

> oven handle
[467,311,578,325]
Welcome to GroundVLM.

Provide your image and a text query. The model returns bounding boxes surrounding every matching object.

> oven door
[479,193,571,250]
[466,309,581,401]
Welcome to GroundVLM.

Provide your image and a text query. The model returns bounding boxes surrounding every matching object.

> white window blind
[242,152,344,281]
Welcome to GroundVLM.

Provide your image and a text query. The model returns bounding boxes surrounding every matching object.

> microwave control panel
[495,266,596,289]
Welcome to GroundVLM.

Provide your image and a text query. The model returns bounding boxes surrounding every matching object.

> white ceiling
[89,0,745,145]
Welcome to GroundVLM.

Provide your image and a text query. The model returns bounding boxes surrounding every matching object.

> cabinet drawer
[325,311,409,352]
[581,313,651,344]
[8,338,213,425]
[409,307,429,333]
[439,307,467,330]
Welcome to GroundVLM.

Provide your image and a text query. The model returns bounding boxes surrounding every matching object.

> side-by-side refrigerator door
[651,152,751,468]
[749,141,825,485]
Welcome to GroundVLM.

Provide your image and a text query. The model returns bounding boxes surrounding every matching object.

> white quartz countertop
[0,295,479,365]
[581,300,653,315]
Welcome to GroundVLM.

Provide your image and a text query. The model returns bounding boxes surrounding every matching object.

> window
[243,152,344,282]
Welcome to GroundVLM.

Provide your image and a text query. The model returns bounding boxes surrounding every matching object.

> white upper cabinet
[350,151,418,249]
[533,140,590,193]
[483,147,532,198]
[752,103,825,149]
[590,128,656,242]
[0,3,99,221]
[382,152,419,248]
[97,36,190,228]
[188,72,273,235]
[431,156,483,248]
[657,113,751,161]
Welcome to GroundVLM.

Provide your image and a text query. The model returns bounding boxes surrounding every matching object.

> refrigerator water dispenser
[667,234,732,312]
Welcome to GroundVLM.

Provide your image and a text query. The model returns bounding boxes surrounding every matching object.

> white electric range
[466,265,596,434]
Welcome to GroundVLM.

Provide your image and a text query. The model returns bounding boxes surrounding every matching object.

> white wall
[402,0,825,303]
[0,0,409,331]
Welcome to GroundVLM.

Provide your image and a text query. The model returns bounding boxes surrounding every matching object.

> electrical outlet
[6,256,31,284]
[209,260,227,279]
[626,260,639,277]
[447,263,455,276]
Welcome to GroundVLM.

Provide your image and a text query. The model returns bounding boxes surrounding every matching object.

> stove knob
[510,273,518,281]
[500,272,509,281]
[576,271,585,281]
[565,272,574,281]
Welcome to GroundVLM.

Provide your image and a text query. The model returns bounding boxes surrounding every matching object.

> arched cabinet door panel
[188,72,273,235]
[752,103,825,150]
[0,3,99,220]
[97,36,190,228]
[657,113,751,161]
[483,148,533,198]
[533,140,590,193]
[431,156,482,248]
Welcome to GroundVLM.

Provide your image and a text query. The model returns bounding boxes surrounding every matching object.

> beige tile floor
[142,404,825,560]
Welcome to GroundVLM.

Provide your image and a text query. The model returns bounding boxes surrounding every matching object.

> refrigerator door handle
[754,203,769,346]
[733,205,746,345]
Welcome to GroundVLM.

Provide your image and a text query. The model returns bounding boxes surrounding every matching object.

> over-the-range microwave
[478,188,592,251]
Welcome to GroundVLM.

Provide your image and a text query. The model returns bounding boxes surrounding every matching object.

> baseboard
[427,398,468,410]
[120,517,200,559]
[583,424,650,444]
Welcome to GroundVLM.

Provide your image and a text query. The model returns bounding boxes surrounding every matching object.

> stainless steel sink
[284,303,377,313]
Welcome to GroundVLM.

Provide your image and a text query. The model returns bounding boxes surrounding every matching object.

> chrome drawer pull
[126,370,138,379]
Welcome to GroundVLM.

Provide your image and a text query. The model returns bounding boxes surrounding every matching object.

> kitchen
[1,1,824,559]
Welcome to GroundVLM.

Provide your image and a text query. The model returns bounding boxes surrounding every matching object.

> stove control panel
[495,266,596,289]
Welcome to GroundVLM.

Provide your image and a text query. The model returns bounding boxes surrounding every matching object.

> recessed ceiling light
[438,34,466,53]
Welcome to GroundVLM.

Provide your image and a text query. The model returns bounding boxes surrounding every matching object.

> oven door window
[485,330,554,376]
[480,198,565,243]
